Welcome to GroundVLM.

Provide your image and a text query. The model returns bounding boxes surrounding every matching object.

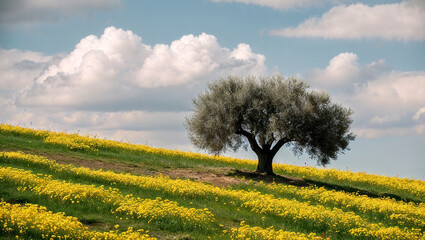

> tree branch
[235,128,262,154]
[271,137,291,156]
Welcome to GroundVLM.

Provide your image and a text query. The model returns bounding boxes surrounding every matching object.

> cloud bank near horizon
[307,52,425,138]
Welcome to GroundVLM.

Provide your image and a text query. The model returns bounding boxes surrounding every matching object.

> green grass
[0,157,313,239]
[1,127,425,240]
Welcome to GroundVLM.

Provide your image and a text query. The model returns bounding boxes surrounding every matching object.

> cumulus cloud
[270,1,425,41]
[0,26,267,149]
[353,72,425,111]
[307,53,360,88]
[11,27,266,111]
[413,108,425,122]
[307,53,425,138]
[0,0,121,25]
[346,70,425,137]
[307,52,393,90]
[0,48,59,97]
[210,0,335,10]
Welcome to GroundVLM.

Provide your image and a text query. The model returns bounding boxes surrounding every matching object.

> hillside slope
[1,124,424,239]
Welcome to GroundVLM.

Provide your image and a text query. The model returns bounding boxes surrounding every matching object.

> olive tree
[185,74,355,175]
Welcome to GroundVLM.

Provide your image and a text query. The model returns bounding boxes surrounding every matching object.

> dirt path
[8,149,245,187]
[3,148,311,188]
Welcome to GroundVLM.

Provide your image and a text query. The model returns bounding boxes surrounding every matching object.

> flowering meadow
[0,124,424,239]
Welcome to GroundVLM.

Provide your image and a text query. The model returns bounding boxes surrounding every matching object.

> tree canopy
[185,74,355,175]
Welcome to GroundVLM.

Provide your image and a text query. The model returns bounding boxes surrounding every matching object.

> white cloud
[135,35,217,88]
[55,111,187,131]
[413,107,425,122]
[351,72,425,113]
[210,0,342,10]
[270,2,425,41]
[0,0,121,25]
[0,26,266,150]
[369,115,402,125]
[307,52,425,138]
[307,52,393,90]
[0,48,58,97]
[105,129,191,150]
[0,107,191,150]
[10,27,266,110]
[353,126,425,139]
[307,52,360,88]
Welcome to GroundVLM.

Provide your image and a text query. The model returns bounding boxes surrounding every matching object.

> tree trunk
[255,151,275,175]
[235,128,287,176]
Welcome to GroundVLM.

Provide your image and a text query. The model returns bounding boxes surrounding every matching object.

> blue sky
[1,0,424,179]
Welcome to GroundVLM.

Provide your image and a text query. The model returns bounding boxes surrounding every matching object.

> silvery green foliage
[185,74,355,167]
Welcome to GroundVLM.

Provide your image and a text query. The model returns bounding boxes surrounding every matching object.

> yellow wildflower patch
[2,123,425,202]
[0,166,215,230]
[0,201,155,239]
[1,151,424,239]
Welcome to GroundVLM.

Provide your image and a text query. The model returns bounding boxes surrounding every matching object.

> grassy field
[0,123,424,240]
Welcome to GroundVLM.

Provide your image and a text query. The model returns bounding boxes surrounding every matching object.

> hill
[0,123,424,239]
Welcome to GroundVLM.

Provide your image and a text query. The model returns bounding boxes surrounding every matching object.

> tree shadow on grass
[227,169,311,187]
[227,169,420,203]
